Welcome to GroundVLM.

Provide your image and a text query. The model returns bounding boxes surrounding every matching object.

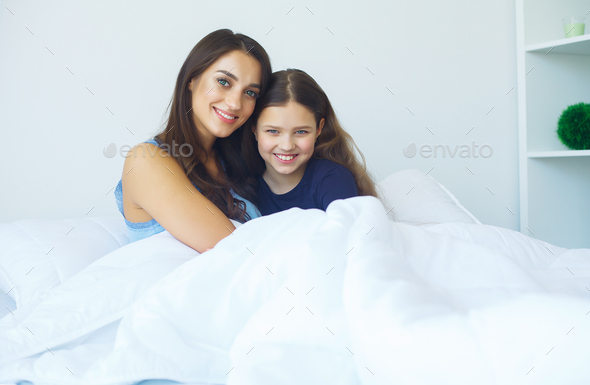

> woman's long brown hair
[154,29,272,222]
[243,68,379,206]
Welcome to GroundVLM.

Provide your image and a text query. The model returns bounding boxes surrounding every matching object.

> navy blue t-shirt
[257,158,358,216]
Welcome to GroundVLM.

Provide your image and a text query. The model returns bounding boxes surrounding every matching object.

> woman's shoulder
[124,139,170,167]
[121,140,182,199]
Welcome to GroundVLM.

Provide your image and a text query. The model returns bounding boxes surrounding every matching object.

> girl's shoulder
[307,158,353,179]
[304,158,355,193]
[307,158,358,207]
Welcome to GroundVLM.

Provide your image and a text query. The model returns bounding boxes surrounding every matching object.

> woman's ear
[316,118,325,139]
[188,78,195,91]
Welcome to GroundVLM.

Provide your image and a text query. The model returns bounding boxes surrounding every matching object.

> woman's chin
[209,122,240,138]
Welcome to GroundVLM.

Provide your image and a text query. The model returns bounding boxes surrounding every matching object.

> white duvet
[0,196,589,385]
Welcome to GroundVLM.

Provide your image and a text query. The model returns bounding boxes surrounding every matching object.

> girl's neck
[262,161,309,195]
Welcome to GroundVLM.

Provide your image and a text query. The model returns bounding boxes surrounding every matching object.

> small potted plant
[557,102,590,150]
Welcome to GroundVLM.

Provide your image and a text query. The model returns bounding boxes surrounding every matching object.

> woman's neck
[197,131,217,167]
[192,126,223,181]
[201,148,224,182]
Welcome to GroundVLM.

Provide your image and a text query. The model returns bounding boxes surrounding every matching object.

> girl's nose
[278,135,296,151]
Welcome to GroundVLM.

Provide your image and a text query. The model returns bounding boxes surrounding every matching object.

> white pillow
[0,216,129,308]
[377,169,481,225]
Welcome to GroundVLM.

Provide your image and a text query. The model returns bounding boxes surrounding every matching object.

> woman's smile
[213,107,238,123]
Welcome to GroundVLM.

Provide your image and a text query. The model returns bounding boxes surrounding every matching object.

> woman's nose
[225,90,241,111]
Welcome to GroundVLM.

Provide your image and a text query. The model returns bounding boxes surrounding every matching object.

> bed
[1,169,588,385]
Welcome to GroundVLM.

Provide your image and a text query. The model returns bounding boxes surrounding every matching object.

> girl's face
[254,101,324,178]
[188,50,262,146]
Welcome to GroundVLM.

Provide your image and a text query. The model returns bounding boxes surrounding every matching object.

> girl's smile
[274,153,299,163]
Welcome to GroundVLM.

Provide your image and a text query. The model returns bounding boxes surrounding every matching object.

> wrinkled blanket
[1,196,589,385]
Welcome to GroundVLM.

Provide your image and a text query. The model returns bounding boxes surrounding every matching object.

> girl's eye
[217,78,229,87]
[245,90,259,98]
[296,130,308,134]
[267,129,278,134]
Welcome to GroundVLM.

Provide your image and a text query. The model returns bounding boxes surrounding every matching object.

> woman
[114,29,272,252]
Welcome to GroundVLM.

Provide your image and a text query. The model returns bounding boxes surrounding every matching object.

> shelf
[528,150,590,158]
[525,34,590,55]
[518,0,590,249]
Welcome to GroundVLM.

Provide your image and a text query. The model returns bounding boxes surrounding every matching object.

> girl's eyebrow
[262,125,313,130]
[215,70,261,90]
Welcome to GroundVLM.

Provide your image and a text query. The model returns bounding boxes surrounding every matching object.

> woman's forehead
[206,50,262,84]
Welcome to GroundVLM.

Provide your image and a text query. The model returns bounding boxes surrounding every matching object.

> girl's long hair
[243,68,379,205]
[154,29,271,222]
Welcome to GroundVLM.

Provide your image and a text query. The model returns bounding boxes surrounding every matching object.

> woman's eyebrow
[216,70,261,90]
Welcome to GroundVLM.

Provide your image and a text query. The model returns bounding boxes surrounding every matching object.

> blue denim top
[114,139,261,242]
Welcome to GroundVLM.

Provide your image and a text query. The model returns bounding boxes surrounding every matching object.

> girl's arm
[122,143,236,253]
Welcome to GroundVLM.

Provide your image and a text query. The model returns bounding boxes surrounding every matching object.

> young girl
[114,29,271,251]
[244,69,378,215]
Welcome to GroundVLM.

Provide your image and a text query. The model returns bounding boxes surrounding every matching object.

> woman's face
[188,50,262,146]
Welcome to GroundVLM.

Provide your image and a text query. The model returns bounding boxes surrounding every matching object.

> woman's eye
[217,78,229,87]
[245,90,258,98]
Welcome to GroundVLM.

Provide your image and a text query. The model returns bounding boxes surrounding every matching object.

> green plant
[557,102,590,150]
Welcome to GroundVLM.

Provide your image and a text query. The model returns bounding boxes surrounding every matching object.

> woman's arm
[122,143,236,253]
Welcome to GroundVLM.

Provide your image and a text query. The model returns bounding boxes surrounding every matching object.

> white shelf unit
[516,0,590,249]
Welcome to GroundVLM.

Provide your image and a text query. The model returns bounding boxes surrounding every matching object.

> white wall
[0,0,519,231]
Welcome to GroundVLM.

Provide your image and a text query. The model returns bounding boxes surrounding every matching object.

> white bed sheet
[0,216,129,309]
[0,196,588,385]
[0,292,16,319]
